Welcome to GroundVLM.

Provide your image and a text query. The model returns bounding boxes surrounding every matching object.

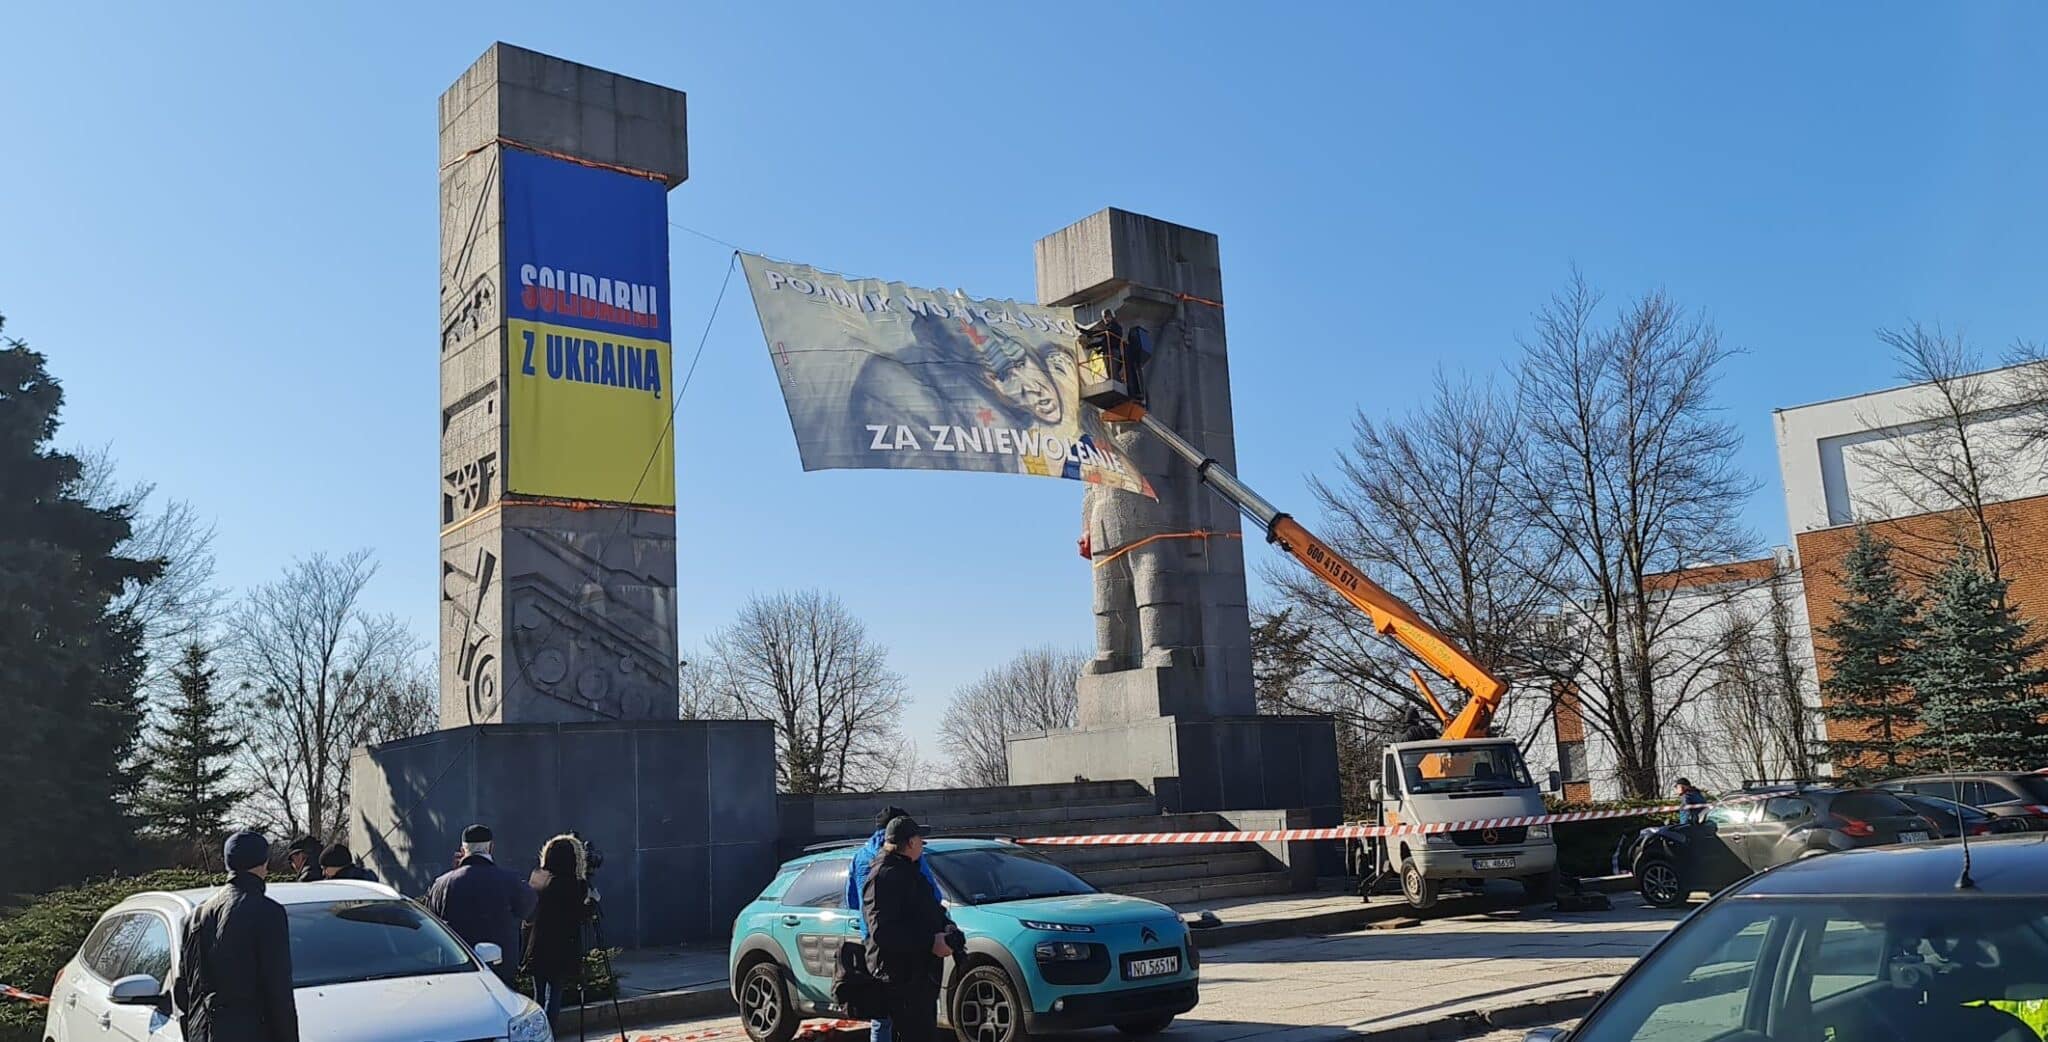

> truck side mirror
[1369,780,1384,803]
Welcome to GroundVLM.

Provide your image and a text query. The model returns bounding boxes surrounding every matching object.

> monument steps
[1063,850,1275,888]
[812,795,1161,839]
[1112,870,1302,906]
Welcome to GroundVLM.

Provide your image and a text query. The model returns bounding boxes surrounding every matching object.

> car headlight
[1034,941,1096,962]
[509,1003,553,1042]
[1527,824,1553,840]
[1424,832,1456,848]
[1019,920,1093,933]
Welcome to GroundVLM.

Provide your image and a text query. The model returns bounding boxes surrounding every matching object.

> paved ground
[620,894,1677,1042]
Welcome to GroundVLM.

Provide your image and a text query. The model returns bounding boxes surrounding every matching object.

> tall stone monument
[352,43,777,947]
[1007,210,1339,822]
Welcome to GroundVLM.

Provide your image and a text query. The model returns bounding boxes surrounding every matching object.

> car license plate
[1900,830,1930,844]
[1473,856,1517,870]
[1125,955,1180,979]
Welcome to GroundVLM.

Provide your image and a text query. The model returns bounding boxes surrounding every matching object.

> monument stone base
[350,720,778,947]
[1007,713,1339,815]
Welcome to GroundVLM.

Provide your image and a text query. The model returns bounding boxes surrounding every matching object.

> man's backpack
[832,942,888,1019]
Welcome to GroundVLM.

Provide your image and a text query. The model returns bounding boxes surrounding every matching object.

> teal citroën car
[729,838,1201,1042]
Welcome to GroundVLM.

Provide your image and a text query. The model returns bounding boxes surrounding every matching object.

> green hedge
[1545,797,1678,878]
[0,870,217,1042]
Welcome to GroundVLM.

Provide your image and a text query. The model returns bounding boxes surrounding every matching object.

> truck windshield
[1399,745,1532,795]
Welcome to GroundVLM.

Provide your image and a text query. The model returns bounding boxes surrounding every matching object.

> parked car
[45,880,551,1042]
[1881,772,2048,830]
[729,837,1199,1042]
[1525,834,2048,1042]
[1632,786,1931,908]
[1891,790,2029,838]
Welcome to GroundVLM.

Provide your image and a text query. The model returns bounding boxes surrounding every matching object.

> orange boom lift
[1076,320,1508,738]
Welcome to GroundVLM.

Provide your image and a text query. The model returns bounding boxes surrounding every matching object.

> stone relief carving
[442,452,498,524]
[503,526,675,720]
[440,277,496,353]
[441,547,500,726]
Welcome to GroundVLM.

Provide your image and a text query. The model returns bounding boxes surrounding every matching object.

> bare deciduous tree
[1855,324,2026,582]
[700,591,906,794]
[938,646,1085,787]
[1266,374,1560,724]
[227,550,423,838]
[71,446,222,690]
[1513,275,1761,798]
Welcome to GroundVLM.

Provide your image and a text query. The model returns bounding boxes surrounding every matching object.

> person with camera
[522,834,591,1019]
[862,816,954,1042]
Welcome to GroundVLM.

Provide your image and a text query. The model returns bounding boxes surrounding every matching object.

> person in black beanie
[317,843,378,883]
[427,823,536,982]
[172,830,299,1042]
[863,817,951,1042]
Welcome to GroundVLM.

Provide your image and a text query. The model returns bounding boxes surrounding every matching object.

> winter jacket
[521,873,590,982]
[331,864,378,883]
[846,831,942,935]
[426,854,536,970]
[862,853,949,986]
[172,872,299,1042]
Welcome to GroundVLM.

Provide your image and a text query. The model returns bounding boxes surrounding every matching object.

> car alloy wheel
[1638,859,1685,908]
[954,965,1023,1042]
[739,962,796,1042]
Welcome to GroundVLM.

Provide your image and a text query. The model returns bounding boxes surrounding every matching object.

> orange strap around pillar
[1089,529,1243,569]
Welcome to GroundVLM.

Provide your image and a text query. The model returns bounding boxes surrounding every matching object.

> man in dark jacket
[846,806,946,1042]
[173,830,299,1042]
[316,844,378,883]
[285,836,322,883]
[863,817,951,1042]
[426,824,536,982]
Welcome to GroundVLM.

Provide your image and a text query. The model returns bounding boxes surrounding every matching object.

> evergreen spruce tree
[1817,527,1923,776]
[134,642,246,842]
[0,318,161,893]
[1910,549,2048,770]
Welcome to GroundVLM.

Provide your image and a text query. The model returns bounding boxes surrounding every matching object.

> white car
[44,880,552,1042]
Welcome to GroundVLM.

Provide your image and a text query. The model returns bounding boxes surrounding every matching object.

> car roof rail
[931,831,1017,843]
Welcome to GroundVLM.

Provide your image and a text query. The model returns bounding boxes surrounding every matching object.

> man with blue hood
[846,805,946,1042]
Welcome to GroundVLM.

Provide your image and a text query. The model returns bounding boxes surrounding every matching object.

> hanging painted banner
[502,146,675,507]
[739,253,1153,497]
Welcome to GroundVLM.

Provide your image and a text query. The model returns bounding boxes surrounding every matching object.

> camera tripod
[577,888,627,1042]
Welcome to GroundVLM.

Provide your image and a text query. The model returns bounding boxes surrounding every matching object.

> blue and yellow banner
[503,147,674,507]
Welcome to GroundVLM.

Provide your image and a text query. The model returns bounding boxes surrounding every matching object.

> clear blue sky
[6,4,2045,750]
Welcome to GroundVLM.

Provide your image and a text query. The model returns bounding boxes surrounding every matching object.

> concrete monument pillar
[352,44,778,948]
[436,43,686,726]
[1007,210,1338,825]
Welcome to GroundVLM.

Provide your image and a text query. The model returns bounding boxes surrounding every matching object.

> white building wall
[1774,364,2048,534]
[1562,556,1828,801]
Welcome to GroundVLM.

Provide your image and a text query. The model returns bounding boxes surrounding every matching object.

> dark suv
[1881,772,2048,830]
[1633,786,1934,908]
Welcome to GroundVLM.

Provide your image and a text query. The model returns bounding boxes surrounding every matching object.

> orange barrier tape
[1,984,49,1006]
[635,1019,866,1042]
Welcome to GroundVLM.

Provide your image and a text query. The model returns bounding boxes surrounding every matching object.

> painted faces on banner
[739,253,1153,498]
[502,147,675,507]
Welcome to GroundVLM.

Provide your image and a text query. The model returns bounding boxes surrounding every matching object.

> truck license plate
[1900,831,1930,844]
[1473,856,1517,870]
[1125,956,1180,979]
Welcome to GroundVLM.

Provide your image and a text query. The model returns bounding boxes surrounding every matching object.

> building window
[1557,740,1589,784]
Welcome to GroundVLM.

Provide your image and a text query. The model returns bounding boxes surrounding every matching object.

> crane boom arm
[1134,411,1508,740]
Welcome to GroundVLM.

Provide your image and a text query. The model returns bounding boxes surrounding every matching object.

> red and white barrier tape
[635,1020,865,1042]
[1,984,50,1006]
[1017,800,1713,847]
